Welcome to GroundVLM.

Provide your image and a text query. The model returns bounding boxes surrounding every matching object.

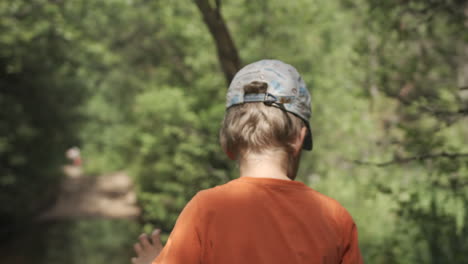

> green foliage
[40,220,140,264]
[354,1,468,262]
[71,0,234,234]
[131,86,233,233]
[0,0,88,229]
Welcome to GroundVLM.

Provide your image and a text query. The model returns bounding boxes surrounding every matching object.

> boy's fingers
[133,242,143,255]
[131,257,138,264]
[151,229,163,250]
[139,233,151,249]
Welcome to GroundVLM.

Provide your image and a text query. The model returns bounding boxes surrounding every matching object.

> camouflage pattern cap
[226,59,313,150]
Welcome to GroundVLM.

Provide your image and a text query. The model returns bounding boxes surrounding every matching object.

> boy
[132,60,363,264]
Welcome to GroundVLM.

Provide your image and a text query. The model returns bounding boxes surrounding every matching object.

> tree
[352,0,468,262]
[193,0,241,84]
[0,0,88,239]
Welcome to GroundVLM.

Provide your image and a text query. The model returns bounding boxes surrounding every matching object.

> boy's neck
[238,151,298,181]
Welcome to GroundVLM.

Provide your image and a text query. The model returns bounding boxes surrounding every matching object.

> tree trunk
[193,0,241,84]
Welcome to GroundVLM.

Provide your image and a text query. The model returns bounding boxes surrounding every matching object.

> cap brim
[303,123,313,151]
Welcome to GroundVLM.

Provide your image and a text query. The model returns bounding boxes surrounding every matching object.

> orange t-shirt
[153,177,363,264]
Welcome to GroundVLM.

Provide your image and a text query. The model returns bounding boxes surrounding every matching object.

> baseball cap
[226,59,313,150]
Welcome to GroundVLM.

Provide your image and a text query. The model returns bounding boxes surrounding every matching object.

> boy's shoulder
[192,178,249,203]
[193,178,351,219]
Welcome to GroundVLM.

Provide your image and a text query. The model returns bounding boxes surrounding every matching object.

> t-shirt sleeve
[340,208,364,264]
[152,193,203,264]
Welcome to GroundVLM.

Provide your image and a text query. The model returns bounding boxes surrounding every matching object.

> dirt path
[0,167,141,264]
[39,166,141,220]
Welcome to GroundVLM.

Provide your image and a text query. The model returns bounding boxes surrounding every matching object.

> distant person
[131,60,363,264]
[66,146,82,166]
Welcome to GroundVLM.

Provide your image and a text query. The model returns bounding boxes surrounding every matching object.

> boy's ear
[223,146,237,160]
[294,127,308,156]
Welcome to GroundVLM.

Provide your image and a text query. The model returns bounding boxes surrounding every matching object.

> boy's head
[220,59,312,174]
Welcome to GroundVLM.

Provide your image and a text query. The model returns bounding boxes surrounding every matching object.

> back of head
[220,59,312,177]
[220,81,305,164]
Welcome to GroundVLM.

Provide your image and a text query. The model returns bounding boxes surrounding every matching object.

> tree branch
[193,0,241,84]
[349,152,468,167]
[432,108,468,116]
[387,92,468,117]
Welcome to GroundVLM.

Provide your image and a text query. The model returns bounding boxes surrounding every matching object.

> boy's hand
[131,229,163,264]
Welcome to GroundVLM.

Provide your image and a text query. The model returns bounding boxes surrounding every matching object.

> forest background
[1,0,468,263]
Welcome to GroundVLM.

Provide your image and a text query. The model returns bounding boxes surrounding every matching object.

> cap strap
[243,93,294,104]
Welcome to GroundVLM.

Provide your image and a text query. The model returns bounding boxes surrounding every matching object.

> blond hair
[220,81,305,169]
